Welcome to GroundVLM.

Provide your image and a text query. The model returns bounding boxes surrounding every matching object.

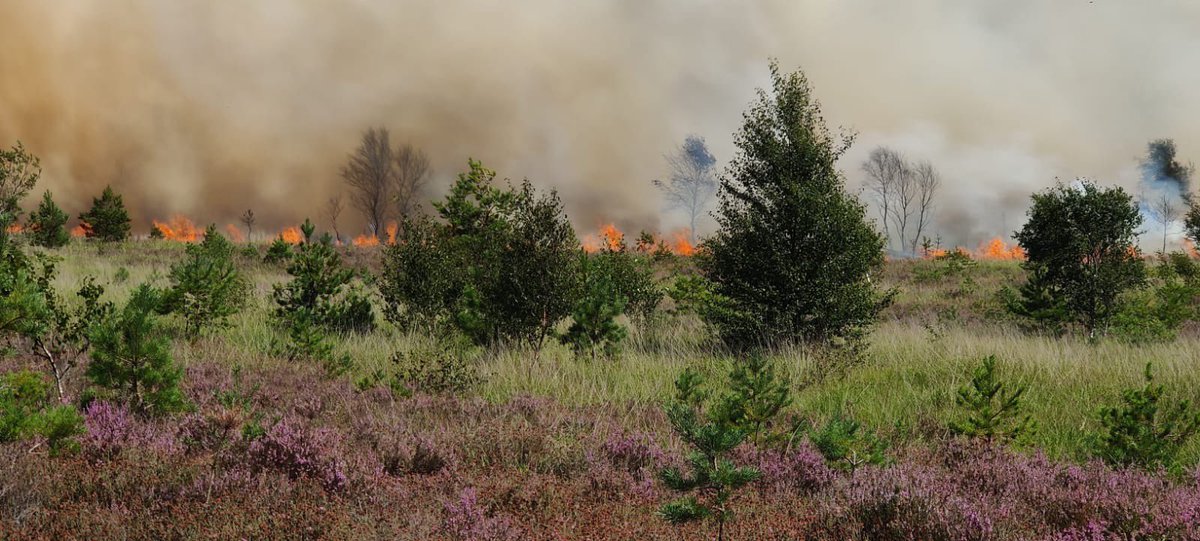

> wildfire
[70,225,85,238]
[670,230,696,256]
[225,223,245,243]
[352,233,380,247]
[385,221,398,245]
[582,223,696,256]
[152,215,202,242]
[1185,239,1199,258]
[5,223,23,234]
[922,237,1025,261]
[279,226,303,245]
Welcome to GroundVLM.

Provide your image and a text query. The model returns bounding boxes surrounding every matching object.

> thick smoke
[2,1,1199,244]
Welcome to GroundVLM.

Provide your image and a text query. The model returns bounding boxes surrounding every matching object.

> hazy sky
[2,0,1197,246]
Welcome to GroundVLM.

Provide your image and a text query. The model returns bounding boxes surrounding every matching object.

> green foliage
[86,284,187,415]
[1003,264,1070,335]
[263,236,292,264]
[711,354,792,447]
[382,160,579,349]
[0,370,85,455]
[29,191,70,248]
[560,253,627,360]
[276,311,352,378]
[1184,201,1200,248]
[913,249,976,284]
[389,338,479,394]
[701,60,886,349]
[807,415,889,472]
[592,245,663,323]
[657,368,761,540]
[27,262,114,401]
[161,224,249,337]
[78,185,131,242]
[272,218,375,334]
[1015,181,1145,338]
[948,356,1036,443]
[667,273,727,320]
[1093,363,1200,472]
[0,141,40,238]
[149,225,164,239]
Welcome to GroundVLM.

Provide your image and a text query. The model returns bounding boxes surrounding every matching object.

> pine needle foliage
[1094,363,1200,472]
[948,356,1036,444]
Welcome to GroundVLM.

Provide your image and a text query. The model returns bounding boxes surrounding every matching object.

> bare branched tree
[910,160,940,253]
[862,147,906,251]
[1148,193,1180,254]
[240,209,256,241]
[891,164,916,252]
[342,127,395,236]
[654,135,717,242]
[393,144,430,221]
[324,194,345,243]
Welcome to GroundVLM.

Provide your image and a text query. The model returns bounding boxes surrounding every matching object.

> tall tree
[654,135,718,242]
[393,144,430,221]
[78,185,131,242]
[1148,193,1179,254]
[342,127,395,236]
[910,160,940,253]
[702,61,886,349]
[29,191,70,248]
[861,147,905,252]
[1015,180,1145,338]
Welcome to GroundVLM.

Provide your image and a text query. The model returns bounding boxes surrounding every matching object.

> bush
[28,190,70,248]
[379,215,462,332]
[0,141,40,238]
[1093,363,1200,472]
[1015,181,1145,338]
[248,416,348,492]
[78,185,131,242]
[86,284,188,415]
[559,253,627,360]
[1003,264,1070,335]
[263,236,292,264]
[948,356,1036,444]
[27,269,113,402]
[808,415,889,472]
[276,311,353,378]
[0,370,84,455]
[161,224,249,337]
[592,247,662,324]
[390,338,478,394]
[701,61,887,349]
[272,219,375,333]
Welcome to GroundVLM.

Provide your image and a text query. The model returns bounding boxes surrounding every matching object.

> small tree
[78,185,131,242]
[343,128,395,236]
[711,354,792,447]
[323,196,344,243]
[161,224,250,337]
[27,267,113,402]
[240,209,257,241]
[380,214,463,332]
[703,60,886,349]
[29,191,70,248]
[86,284,187,415]
[658,368,761,541]
[0,370,84,455]
[560,253,627,360]
[1004,265,1070,335]
[272,219,374,333]
[654,135,718,242]
[0,141,40,239]
[1094,363,1200,471]
[948,356,1036,444]
[1015,181,1145,338]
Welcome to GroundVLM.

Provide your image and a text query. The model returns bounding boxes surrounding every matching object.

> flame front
[352,233,379,247]
[70,225,85,238]
[279,227,302,244]
[153,215,202,242]
[225,223,245,242]
[922,237,1025,261]
[5,223,23,234]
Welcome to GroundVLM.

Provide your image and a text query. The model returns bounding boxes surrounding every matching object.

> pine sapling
[1094,363,1200,471]
[949,355,1036,444]
[712,354,792,447]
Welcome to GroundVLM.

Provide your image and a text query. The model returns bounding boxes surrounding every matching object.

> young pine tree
[711,354,792,447]
[1094,363,1200,471]
[86,284,187,415]
[272,219,374,333]
[948,356,1036,444]
[78,185,131,242]
[28,191,70,248]
[0,370,85,455]
[560,253,627,360]
[658,368,761,541]
[162,224,249,337]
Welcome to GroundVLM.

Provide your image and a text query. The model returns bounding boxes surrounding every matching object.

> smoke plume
[2,1,1199,244]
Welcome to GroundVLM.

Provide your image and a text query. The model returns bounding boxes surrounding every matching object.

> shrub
[390,338,478,394]
[276,311,353,378]
[593,247,662,323]
[78,185,131,242]
[272,219,375,333]
[248,416,348,492]
[808,415,889,472]
[28,190,70,248]
[1093,363,1200,472]
[711,354,792,447]
[559,253,627,360]
[0,141,40,238]
[0,370,84,455]
[1015,181,1145,338]
[86,284,188,415]
[948,355,1036,444]
[1003,264,1070,335]
[379,215,462,332]
[657,368,761,540]
[263,236,292,264]
[27,270,113,401]
[161,224,250,336]
[441,487,518,541]
[701,60,887,349]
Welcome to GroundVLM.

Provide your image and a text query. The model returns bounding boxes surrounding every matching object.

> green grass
[23,240,1200,465]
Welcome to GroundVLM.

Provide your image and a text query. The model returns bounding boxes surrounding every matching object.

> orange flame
[279,226,302,245]
[600,223,624,252]
[385,221,398,245]
[5,223,23,234]
[70,225,85,238]
[225,223,245,243]
[352,233,380,247]
[670,230,696,256]
[1184,239,1199,258]
[977,237,1025,261]
[152,215,201,242]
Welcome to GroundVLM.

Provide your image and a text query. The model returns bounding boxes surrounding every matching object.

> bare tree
[862,147,906,251]
[324,194,345,243]
[342,127,395,236]
[653,135,717,242]
[240,209,256,242]
[891,164,916,253]
[1147,193,1180,254]
[909,160,940,253]
[393,144,430,221]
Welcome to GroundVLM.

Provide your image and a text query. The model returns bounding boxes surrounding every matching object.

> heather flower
[441,487,518,541]
[248,416,348,492]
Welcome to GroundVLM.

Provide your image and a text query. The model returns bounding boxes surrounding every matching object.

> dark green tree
[560,253,627,360]
[272,218,374,333]
[78,185,131,242]
[28,191,70,248]
[0,141,40,241]
[162,224,250,337]
[702,60,886,349]
[27,266,113,401]
[379,215,463,332]
[1015,181,1145,338]
[86,284,187,415]
[658,368,761,541]
[263,235,293,264]
[948,356,1036,444]
[1094,363,1200,471]
[1004,265,1070,335]
[0,370,84,455]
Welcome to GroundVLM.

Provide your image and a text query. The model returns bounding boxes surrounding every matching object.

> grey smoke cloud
[1,0,1197,245]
